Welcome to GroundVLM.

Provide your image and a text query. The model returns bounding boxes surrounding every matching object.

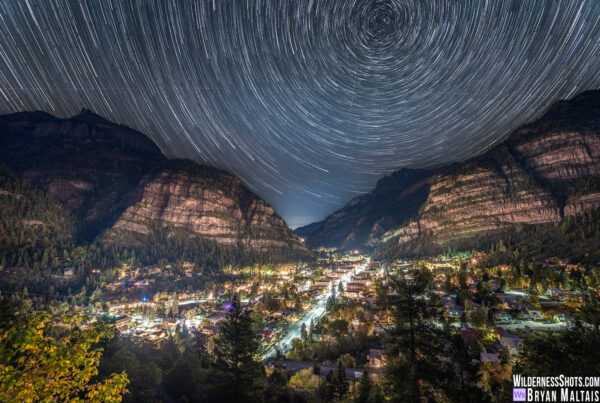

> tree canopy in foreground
[0,312,129,402]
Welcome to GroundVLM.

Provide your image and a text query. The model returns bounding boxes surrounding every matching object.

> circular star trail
[1,0,600,227]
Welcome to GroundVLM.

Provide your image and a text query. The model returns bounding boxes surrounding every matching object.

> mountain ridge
[304,167,437,250]
[0,109,309,264]
[304,89,600,255]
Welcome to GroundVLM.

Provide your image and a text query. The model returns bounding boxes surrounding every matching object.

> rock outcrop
[564,193,600,216]
[381,146,563,254]
[306,90,600,255]
[0,109,164,240]
[0,110,308,261]
[101,160,306,255]
[385,90,600,255]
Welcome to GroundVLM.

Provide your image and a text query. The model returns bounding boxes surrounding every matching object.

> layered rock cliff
[385,90,600,255]
[101,160,306,255]
[0,109,164,240]
[0,110,308,262]
[381,146,563,255]
[306,90,600,255]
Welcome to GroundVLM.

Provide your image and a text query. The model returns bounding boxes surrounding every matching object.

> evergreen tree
[444,334,485,403]
[356,370,372,403]
[383,269,445,402]
[516,326,600,376]
[301,322,308,342]
[460,312,468,328]
[327,285,338,310]
[519,259,528,276]
[265,368,292,403]
[213,294,265,402]
[331,360,349,400]
[580,291,600,331]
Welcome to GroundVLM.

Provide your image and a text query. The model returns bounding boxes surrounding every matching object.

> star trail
[1,0,600,227]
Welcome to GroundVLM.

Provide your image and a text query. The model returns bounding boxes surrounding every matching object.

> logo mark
[513,388,527,402]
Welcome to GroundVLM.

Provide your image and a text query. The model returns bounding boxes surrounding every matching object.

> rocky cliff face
[383,90,600,255]
[0,109,165,240]
[0,110,307,260]
[304,168,436,250]
[506,91,600,197]
[101,160,306,255]
[306,90,600,255]
[564,193,600,216]
[381,146,563,254]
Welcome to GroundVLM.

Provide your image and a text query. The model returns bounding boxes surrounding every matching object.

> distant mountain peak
[294,221,323,237]
[71,107,113,125]
[0,109,309,264]
[306,89,600,254]
[78,107,95,115]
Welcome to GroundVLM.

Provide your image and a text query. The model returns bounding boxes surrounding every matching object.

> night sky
[1,1,600,228]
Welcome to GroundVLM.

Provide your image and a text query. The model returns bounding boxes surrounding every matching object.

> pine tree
[301,322,308,342]
[445,334,485,402]
[213,294,265,402]
[331,360,348,400]
[356,370,372,403]
[580,291,600,331]
[383,269,445,402]
[327,285,337,310]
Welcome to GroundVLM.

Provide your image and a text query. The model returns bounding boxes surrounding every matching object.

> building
[549,288,565,299]
[312,280,330,290]
[113,315,131,332]
[526,307,543,321]
[367,349,386,368]
[207,312,227,325]
[495,312,512,322]
[480,352,500,363]
[500,335,523,352]
[201,325,218,335]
